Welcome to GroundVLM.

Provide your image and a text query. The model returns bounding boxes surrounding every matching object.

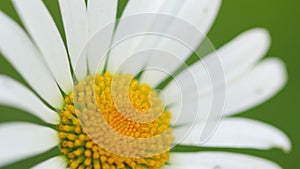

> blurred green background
[0,0,299,168]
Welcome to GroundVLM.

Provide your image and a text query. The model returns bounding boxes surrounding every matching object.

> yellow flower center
[58,72,174,169]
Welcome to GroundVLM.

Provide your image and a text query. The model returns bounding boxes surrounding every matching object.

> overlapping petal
[12,0,73,94]
[0,123,58,167]
[0,11,63,109]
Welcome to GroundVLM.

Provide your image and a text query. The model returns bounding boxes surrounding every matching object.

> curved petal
[224,58,287,115]
[87,0,118,36]
[12,0,73,94]
[201,28,271,88]
[140,0,221,87]
[180,118,291,152]
[31,156,67,169]
[87,0,118,74]
[164,58,285,123]
[163,29,271,105]
[0,122,59,167]
[0,75,59,125]
[163,59,213,126]
[166,152,282,169]
[168,59,287,144]
[107,0,176,73]
[0,11,63,109]
[58,0,88,80]
[108,0,221,87]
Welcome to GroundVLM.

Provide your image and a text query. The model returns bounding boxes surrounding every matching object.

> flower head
[0,0,291,169]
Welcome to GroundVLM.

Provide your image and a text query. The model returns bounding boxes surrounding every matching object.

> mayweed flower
[0,0,290,169]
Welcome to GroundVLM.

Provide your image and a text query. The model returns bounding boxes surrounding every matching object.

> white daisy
[0,0,291,169]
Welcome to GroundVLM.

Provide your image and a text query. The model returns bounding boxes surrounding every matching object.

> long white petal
[166,152,282,169]
[163,56,222,128]
[87,0,118,36]
[0,122,59,167]
[140,0,221,87]
[106,0,171,73]
[108,0,220,87]
[202,29,271,87]
[166,67,214,126]
[0,75,59,125]
[12,0,73,94]
[0,11,63,109]
[58,0,88,80]
[165,58,286,123]
[164,29,271,105]
[87,0,118,74]
[180,118,291,151]
[164,36,281,121]
[224,58,287,115]
[168,59,287,143]
[31,156,67,169]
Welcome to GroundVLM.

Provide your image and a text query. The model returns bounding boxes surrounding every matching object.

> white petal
[181,118,291,151]
[106,0,170,73]
[108,0,220,87]
[201,28,271,89]
[164,57,286,124]
[87,0,117,36]
[163,58,224,129]
[12,0,73,94]
[163,30,280,118]
[0,122,59,167]
[164,29,271,102]
[140,0,221,87]
[166,66,214,126]
[58,0,88,80]
[0,75,59,125]
[121,0,166,17]
[224,58,287,115]
[0,11,63,109]
[168,59,287,143]
[113,46,184,83]
[166,152,282,169]
[31,156,67,169]
[87,0,118,74]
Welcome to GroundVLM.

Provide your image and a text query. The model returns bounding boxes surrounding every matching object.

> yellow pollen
[58,72,174,169]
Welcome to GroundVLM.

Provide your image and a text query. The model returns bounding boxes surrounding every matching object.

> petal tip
[251,28,272,47]
[266,57,288,86]
[279,134,292,153]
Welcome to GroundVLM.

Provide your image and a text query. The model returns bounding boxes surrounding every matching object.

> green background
[0,0,299,168]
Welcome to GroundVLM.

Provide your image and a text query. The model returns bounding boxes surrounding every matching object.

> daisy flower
[0,0,291,169]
